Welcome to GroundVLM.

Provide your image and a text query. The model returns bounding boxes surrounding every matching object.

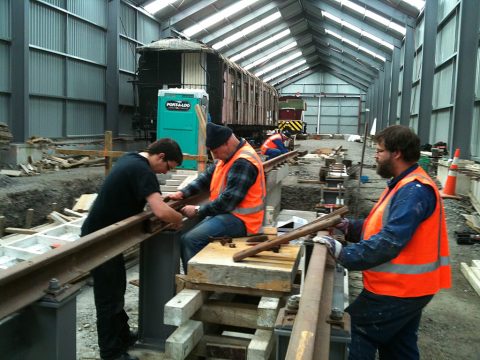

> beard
[376,160,394,178]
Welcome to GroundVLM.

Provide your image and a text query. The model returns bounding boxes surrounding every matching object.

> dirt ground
[2,138,480,359]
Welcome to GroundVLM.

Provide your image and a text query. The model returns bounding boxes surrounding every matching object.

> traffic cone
[441,148,461,199]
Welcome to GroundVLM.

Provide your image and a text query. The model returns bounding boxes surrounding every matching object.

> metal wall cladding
[432,64,454,108]
[30,1,66,52]
[30,50,64,96]
[41,0,66,8]
[67,0,106,27]
[118,108,134,136]
[119,72,134,106]
[29,98,63,138]
[0,95,9,124]
[67,59,105,101]
[182,53,207,90]
[0,42,9,92]
[438,0,458,23]
[430,109,451,143]
[436,15,457,65]
[119,38,137,72]
[137,14,160,45]
[68,17,106,64]
[120,2,136,38]
[476,48,480,98]
[473,105,480,157]
[0,0,10,39]
[66,101,104,136]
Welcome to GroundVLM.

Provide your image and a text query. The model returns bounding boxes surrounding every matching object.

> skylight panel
[255,51,303,76]
[144,0,178,14]
[272,66,310,85]
[263,59,307,82]
[332,0,406,35]
[322,10,394,50]
[230,29,290,62]
[183,0,259,37]
[212,12,281,50]
[326,29,386,62]
[244,41,297,70]
[403,0,425,11]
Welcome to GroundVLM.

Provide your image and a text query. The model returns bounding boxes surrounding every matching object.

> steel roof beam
[347,0,416,27]
[167,0,218,27]
[314,45,378,78]
[317,64,369,90]
[316,55,374,85]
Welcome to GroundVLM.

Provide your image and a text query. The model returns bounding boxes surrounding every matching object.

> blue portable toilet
[157,89,209,170]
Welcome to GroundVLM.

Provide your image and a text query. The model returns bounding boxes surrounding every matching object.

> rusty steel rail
[263,150,298,173]
[285,244,334,360]
[0,154,295,320]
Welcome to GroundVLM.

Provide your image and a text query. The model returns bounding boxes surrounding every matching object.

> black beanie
[206,123,233,149]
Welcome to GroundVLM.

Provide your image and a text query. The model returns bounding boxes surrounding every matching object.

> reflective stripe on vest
[210,143,266,234]
[362,167,451,297]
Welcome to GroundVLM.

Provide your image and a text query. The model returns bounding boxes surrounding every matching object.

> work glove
[335,218,350,235]
[313,235,343,259]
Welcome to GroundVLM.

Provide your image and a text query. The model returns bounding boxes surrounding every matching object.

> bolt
[48,278,61,292]
[330,307,344,320]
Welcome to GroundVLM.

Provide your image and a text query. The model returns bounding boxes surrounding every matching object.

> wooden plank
[165,319,203,360]
[191,334,250,359]
[187,240,301,292]
[471,259,480,268]
[194,300,259,329]
[0,169,22,177]
[257,297,280,328]
[164,289,206,326]
[104,131,113,175]
[4,227,38,235]
[57,148,208,161]
[72,194,98,212]
[460,262,480,297]
[247,329,274,360]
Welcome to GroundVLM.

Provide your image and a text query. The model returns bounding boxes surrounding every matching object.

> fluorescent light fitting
[230,29,290,62]
[184,0,259,37]
[322,10,394,50]
[263,59,307,82]
[255,51,303,76]
[244,41,297,70]
[325,29,386,62]
[144,0,177,14]
[212,12,281,50]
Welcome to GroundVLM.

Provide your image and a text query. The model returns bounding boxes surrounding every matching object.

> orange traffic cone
[441,148,461,199]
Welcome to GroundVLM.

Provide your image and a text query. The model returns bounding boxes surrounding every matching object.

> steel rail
[263,150,298,173]
[0,154,296,320]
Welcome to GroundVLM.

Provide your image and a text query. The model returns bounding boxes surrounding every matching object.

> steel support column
[378,69,385,131]
[11,0,29,142]
[417,0,438,144]
[106,0,120,136]
[389,47,401,125]
[400,26,414,126]
[381,59,392,130]
[451,0,480,157]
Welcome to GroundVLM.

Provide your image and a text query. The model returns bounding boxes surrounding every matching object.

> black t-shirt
[81,153,160,235]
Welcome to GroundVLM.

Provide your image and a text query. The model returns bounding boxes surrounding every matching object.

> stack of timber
[461,260,480,297]
[0,122,12,147]
[165,238,302,360]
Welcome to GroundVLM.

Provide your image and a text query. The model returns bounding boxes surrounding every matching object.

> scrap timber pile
[0,123,12,148]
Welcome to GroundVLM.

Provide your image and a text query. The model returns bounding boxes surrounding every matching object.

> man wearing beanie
[169,122,266,271]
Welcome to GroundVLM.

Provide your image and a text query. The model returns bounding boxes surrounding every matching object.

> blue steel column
[381,60,392,130]
[373,79,379,133]
[389,47,401,125]
[417,0,438,144]
[451,0,480,158]
[400,26,414,127]
[106,0,120,136]
[10,0,29,141]
[377,68,385,130]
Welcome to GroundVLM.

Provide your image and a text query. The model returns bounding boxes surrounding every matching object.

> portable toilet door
[157,89,209,170]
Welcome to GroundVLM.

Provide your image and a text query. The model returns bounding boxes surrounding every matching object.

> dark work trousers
[346,289,433,360]
[92,254,131,360]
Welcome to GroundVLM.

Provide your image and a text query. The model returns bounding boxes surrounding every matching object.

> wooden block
[461,262,480,297]
[72,194,98,212]
[191,334,250,359]
[257,297,280,328]
[0,169,22,177]
[247,329,274,360]
[165,320,203,360]
[5,227,38,235]
[164,289,205,326]
[187,240,301,292]
[194,300,259,329]
[471,259,480,268]
[262,226,278,235]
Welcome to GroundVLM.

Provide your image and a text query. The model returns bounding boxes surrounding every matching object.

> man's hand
[313,235,343,258]
[167,191,184,201]
[181,205,199,218]
[334,218,350,234]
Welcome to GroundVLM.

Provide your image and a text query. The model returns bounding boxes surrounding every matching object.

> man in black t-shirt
[81,138,183,360]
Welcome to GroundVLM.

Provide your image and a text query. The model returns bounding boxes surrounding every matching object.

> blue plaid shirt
[180,139,259,217]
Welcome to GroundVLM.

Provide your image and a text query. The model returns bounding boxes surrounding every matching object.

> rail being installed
[0,151,298,320]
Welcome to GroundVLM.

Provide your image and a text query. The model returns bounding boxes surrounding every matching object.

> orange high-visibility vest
[210,142,266,234]
[261,134,283,155]
[362,166,451,297]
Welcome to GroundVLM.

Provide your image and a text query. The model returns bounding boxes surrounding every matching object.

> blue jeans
[346,289,433,360]
[265,148,282,160]
[180,213,246,272]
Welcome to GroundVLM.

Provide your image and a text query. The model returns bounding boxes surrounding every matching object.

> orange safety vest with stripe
[210,142,266,234]
[261,134,283,155]
[362,166,451,298]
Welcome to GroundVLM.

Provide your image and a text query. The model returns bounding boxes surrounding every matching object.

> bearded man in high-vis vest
[316,125,451,360]
[169,122,266,272]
